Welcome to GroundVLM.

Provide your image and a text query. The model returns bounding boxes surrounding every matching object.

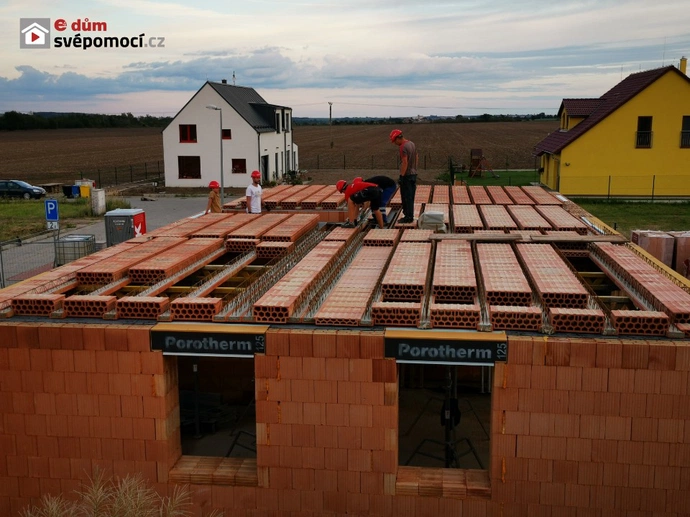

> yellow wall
[555,72,690,196]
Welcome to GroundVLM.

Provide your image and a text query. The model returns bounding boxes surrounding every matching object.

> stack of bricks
[430,185,450,204]
[452,205,484,233]
[593,243,690,329]
[535,205,589,235]
[468,186,492,205]
[280,185,329,210]
[225,185,292,209]
[492,335,690,516]
[75,237,186,285]
[319,189,345,210]
[504,185,536,205]
[430,240,481,329]
[373,242,431,327]
[190,213,255,239]
[486,186,514,205]
[507,205,553,231]
[0,323,180,517]
[301,186,339,210]
[314,246,393,326]
[253,241,346,323]
[451,185,471,204]
[479,205,518,231]
[522,185,563,205]
[149,213,227,238]
[477,243,541,331]
[127,238,225,284]
[263,186,303,210]
[414,185,432,205]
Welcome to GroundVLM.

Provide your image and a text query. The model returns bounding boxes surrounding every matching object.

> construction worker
[205,180,221,214]
[390,129,418,223]
[336,177,392,228]
[246,170,264,214]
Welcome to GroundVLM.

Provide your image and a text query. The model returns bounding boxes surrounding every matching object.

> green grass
[573,199,690,238]
[0,196,130,242]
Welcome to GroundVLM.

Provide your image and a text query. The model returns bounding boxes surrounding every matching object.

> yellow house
[535,58,690,196]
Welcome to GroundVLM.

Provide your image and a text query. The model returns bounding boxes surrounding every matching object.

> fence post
[144,162,148,179]
[424,155,427,170]
[651,175,656,201]
[371,156,374,169]
[343,154,346,169]
[115,166,118,185]
[98,169,101,188]
[317,155,320,169]
[80,171,84,180]
[0,242,5,289]
[130,165,133,183]
[607,176,611,201]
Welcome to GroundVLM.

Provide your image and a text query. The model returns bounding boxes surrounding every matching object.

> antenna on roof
[232,71,236,86]
[662,36,666,66]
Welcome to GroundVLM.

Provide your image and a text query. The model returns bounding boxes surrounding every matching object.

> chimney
[221,79,227,84]
[680,56,687,76]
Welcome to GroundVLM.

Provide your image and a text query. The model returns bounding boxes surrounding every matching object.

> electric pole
[329,102,333,148]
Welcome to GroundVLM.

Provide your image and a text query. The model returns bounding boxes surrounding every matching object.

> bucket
[79,185,91,198]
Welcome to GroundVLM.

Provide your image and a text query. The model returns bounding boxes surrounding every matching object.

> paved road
[0,195,217,287]
[66,195,210,242]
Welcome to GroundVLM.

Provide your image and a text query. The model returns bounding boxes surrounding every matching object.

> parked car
[0,180,46,199]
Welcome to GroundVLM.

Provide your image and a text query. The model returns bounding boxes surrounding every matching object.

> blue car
[0,180,47,199]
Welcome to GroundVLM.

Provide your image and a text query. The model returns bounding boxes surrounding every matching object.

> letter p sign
[45,199,59,222]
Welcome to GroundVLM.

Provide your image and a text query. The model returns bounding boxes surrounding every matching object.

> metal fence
[78,161,164,189]
[0,232,58,288]
[559,174,690,199]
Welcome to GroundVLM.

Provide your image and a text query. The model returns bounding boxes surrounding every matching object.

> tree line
[293,113,555,126]
[0,111,173,131]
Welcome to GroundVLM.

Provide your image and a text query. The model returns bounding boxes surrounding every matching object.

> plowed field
[1,121,557,186]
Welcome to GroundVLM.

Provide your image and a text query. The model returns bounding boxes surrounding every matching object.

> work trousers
[399,174,417,220]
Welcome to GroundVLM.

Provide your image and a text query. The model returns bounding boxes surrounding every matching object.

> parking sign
[45,199,59,221]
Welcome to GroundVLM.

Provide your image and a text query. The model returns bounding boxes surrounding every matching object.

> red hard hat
[336,180,347,193]
[208,180,220,188]
[251,170,261,179]
[389,129,403,142]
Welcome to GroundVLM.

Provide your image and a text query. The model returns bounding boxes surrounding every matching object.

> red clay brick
[545,339,570,366]
[541,436,567,460]
[0,324,18,348]
[60,324,84,350]
[82,326,106,351]
[595,340,622,368]
[622,341,649,369]
[289,329,313,357]
[593,391,621,416]
[37,325,62,349]
[312,329,338,357]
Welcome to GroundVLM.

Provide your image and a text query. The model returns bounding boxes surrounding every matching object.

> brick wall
[2,323,690,516]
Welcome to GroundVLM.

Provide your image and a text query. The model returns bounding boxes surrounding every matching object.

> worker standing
[205,180,221,214]
[390,129,418,223]
[246,170,263,214]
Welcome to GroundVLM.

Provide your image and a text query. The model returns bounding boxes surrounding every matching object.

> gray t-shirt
[400,141,417,176]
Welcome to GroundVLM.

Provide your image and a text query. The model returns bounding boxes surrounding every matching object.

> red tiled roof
[559,98,601,117]
[535,66,690,155]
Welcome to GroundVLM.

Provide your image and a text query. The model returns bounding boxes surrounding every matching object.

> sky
[2,0,689,118]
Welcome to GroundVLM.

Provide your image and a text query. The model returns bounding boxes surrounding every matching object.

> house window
[176,356,256,459]
[231,159,247,174]
[179,124,197,143]
[399,364,490,471]
[178,156,201,179]
[635,116,652,148]
[285,113,291,133]
[222,129,232,140]
[275,113,281,133]
[681,116,690,148]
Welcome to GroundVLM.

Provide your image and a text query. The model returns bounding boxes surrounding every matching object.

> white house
[162,80,298,188]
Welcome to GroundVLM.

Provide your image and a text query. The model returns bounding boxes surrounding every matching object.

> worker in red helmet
[246,170,264,214]
[205,180,221,214]
[390,129,418,224]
